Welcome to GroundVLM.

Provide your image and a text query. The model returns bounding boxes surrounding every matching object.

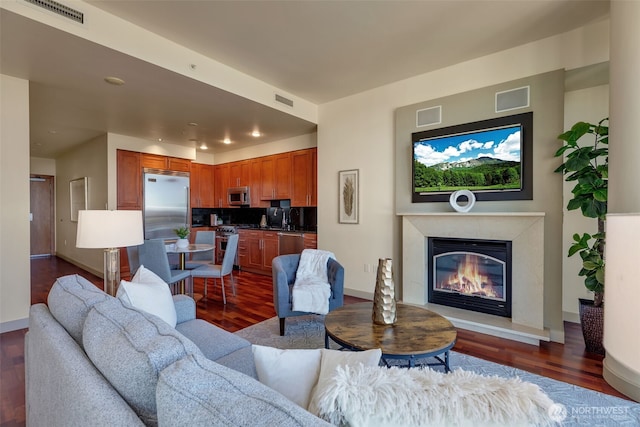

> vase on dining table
[372,258,397,325]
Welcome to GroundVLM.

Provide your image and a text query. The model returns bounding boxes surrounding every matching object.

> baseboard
[55,254,103,279]
[603,354,640,402]
[1,317,28,333]
[344,288,373,300]
[563,311,581,324]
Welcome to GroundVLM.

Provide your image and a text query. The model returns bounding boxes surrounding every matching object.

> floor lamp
[76,210,144,296]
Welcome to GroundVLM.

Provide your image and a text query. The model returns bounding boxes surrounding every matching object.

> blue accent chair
[272,254,345,336]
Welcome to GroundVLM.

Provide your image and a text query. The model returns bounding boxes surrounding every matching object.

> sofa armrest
[272,255,299,315]
[173,294,196,324]
[327,258,345,305]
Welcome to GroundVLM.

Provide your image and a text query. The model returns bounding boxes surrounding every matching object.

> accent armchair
[272,253,344,336]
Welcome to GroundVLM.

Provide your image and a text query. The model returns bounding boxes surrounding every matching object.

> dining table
[165,243,215,296]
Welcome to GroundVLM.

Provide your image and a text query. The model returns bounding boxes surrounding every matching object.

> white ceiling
[0,0,609,158]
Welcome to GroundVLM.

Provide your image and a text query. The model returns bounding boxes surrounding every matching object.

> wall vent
[275,94,294,107]
[416,106,442,127]
[495,86,529,113]
[23,0,84,23]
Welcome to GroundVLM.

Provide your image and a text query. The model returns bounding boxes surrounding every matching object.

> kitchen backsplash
[192,206,317,231]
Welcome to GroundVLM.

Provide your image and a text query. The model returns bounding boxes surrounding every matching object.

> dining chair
[137,239,193,295]
[190,234,238,304]
[126,245,140,278]
[184,230,215,270]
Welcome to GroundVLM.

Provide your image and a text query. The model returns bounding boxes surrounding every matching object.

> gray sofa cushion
[175,318,251,360]
[47,274,112,345]
[156,353,331,427]
[83,298,204,426]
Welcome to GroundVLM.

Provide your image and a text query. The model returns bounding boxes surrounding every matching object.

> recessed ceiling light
[199,143,208,150]
[223,138,231,145]
[158,138,163,142]
[251,130,261,137]
[104,76,125,86]
[48,130,57,134]
[188,122,198,127]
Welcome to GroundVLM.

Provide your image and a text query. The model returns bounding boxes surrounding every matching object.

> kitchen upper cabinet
[117,150,141,210]
[213,164,230,208]
[291,148,317,207]
[140,153,191,172]
[168,157,191,173]
[250,159,267,207]
[229,160,251,188]
[191,163,214,208]
[260,152,291,200]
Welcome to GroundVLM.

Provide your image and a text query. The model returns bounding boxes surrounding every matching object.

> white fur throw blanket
[314,364,557,427]
[292,249,335,315]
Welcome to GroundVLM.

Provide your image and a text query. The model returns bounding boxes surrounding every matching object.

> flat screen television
[412,112,533,203]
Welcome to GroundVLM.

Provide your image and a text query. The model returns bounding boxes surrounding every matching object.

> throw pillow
[252,345,322,409]
[307,348,382,415]
[314,364,557,427]
[116,265,177,327]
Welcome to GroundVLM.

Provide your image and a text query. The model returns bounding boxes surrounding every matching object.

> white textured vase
[372,258,397,325]
[176,238,189,248]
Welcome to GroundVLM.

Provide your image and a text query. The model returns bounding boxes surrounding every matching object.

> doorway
[30,175,55,257]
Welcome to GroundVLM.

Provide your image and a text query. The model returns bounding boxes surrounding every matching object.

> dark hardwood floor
[0,256,628,426]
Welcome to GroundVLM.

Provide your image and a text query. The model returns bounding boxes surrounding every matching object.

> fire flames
[437,254,501,299]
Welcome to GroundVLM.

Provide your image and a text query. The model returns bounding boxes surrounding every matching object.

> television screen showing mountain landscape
[413,124,522,194]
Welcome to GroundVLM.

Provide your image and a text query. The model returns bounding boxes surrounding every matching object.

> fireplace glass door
[428,238,512,317]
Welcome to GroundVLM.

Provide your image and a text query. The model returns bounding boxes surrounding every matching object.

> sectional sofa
[25,274,330,426]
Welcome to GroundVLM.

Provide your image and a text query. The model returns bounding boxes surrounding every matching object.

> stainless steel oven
[216,226,239,266]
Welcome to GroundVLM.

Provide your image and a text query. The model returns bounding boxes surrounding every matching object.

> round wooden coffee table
[324,302,457,371]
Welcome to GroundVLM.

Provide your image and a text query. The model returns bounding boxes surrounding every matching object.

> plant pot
[578,298,605,355]
[176,238,189,249]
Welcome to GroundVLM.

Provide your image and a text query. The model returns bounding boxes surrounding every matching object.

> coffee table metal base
[325,332,453,372]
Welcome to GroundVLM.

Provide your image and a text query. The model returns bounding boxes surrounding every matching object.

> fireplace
[428,237,512,318]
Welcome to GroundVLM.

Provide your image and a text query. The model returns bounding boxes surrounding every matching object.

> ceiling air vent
[23,0,84,24]
[416,106,442,127]
[275,94,294,107]
[495,86,529,113]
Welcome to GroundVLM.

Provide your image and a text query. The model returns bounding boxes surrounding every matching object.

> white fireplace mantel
[400,212,548,345]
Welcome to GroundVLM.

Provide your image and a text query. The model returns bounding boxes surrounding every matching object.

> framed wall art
[70,177,88,222]
[339,169,359,224]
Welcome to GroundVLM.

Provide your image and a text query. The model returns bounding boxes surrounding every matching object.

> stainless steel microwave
[228,186,250,206]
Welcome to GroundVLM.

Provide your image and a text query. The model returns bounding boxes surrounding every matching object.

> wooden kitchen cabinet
[191,163,215,208]
[303,233,317,249]
[239,230,279,274]
[140,153,167,169]
[250,159,267,207]
[213,164,230,208]
[190,163,215,208]
[117,150,142,209]
[291,148,317,207]
[260,152,291,200]
[168,157,191,172]
[141,153,190,172]
[229,160,251,188]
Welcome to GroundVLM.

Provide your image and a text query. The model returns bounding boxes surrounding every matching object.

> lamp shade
[76,210,144,249]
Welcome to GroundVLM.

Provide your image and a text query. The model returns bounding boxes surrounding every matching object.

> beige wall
[55,135,109,277]
[561,84,609,322]
[0,74,31,331]
[394,71,565,339]
[317,18,609,343]
[212,133,317,165]
[30,157,56,176]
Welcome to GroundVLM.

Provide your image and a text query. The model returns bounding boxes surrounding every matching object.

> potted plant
[174,226,190,248]
[554,118,608,355]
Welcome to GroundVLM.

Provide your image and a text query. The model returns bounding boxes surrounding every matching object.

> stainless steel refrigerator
[143,169,190,240]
